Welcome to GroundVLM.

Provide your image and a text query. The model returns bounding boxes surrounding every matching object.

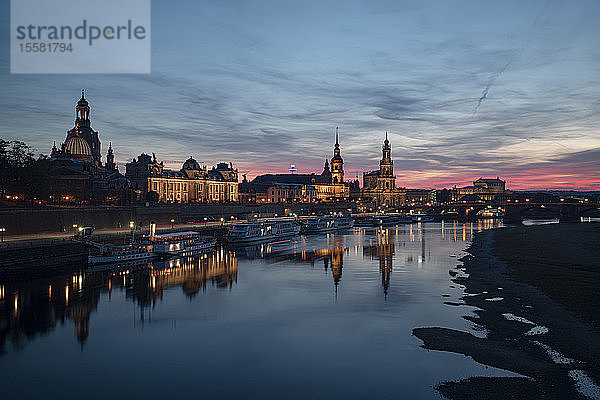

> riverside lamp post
[130,221,135,244]
[0,227,5,243]
[170,219,175,230]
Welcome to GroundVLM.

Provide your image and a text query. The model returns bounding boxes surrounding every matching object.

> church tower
[65,90,102,166]
[378,132,395,193]
[105,142,116,171]
[330,127,344,184]
[380,132,394,177]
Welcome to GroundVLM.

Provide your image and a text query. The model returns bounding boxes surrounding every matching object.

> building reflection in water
[363,230,395,299]
[441,219,503,243]
[0,222,505,355]
[233,236,348,292]
[0,249,238,354]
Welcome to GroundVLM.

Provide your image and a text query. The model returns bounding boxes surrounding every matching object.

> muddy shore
[413,223,600,399]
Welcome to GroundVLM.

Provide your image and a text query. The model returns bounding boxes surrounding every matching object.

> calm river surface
[0,221,512,399]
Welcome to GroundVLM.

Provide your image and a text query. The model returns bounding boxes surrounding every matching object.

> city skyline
[1,0,599,190]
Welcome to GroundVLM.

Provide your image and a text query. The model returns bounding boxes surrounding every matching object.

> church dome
[64,136,92,156]
[182,157,201,170]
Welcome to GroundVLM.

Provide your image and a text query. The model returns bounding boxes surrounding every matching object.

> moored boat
[333,215,354,230]
[410,213,434,223]
[226,219,300,244]
[88,242,156,265]
[150,231,217,256]
[301,216,336,233]
[300,215,354,233]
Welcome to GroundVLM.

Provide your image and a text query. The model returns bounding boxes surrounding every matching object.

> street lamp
[170,218,175,229]
[0,227,5,243]
[129,221,135,244]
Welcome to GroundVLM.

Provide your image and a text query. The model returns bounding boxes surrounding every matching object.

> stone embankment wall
[0,240,87,280]
[0,203,354,235]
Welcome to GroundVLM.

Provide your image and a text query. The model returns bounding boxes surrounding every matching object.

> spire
[383,131,390,150]
[322,159,330,174]
[81,89,85,99]
[335,126,339,146]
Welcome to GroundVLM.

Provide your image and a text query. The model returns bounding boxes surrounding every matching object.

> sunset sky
[1,0,599,190]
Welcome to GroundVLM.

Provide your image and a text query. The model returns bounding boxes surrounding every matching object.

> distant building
[241,129,349,202]
[126,154,238,203]
[405,189,436,206]
[453,177,509,202]
[48,90,129,204]
[51,90,109,168]
[361,132,404,207]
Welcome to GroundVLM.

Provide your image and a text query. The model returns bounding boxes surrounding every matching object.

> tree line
[0,139,50,203]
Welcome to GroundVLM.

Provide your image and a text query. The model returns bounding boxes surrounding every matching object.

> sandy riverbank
[413,223,600,399]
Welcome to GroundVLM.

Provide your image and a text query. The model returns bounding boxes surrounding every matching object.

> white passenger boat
[150,231,217,256]
[88,243,156,265]
[333,215,354,230]
[301,216,337,233]
[226,219,300,244]
[300,214,354,234]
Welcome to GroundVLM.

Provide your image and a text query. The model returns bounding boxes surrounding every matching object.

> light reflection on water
[0,221,510,399]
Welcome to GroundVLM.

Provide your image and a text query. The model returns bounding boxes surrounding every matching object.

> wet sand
[413,223,600,399]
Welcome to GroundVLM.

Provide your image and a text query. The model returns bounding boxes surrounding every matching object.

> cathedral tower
[105,142,116,171]
[380,131,394,177]
[330,127,344,184]
[64,90,102,166]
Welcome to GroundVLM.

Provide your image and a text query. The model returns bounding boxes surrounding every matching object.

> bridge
[400,201,600,223]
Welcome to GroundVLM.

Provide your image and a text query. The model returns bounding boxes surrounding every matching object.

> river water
[0,221,512,399]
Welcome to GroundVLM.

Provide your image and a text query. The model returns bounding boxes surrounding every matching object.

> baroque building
[242,128,349,202]
[452,177,508,202]
[361,132,404,207]
[125,154,239,203]
[51,90,107,167]
[48,90,127,204]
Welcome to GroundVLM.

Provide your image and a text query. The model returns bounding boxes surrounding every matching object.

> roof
[151,231,201,238]
[270,183,316,189]
[182,157,201,170]
[475,177,505,183]
[64,136,91,156]
[252,173,330,185]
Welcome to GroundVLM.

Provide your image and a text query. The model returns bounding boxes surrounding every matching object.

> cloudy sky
[1,0,599,190]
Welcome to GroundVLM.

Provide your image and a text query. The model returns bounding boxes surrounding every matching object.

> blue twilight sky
[1,0,599,189]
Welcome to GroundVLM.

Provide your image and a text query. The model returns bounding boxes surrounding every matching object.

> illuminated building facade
[126,154,239,203]
[404,189,437,206]
[242,130,348,202]
[361,133,404,207]
[453,177,508,202]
